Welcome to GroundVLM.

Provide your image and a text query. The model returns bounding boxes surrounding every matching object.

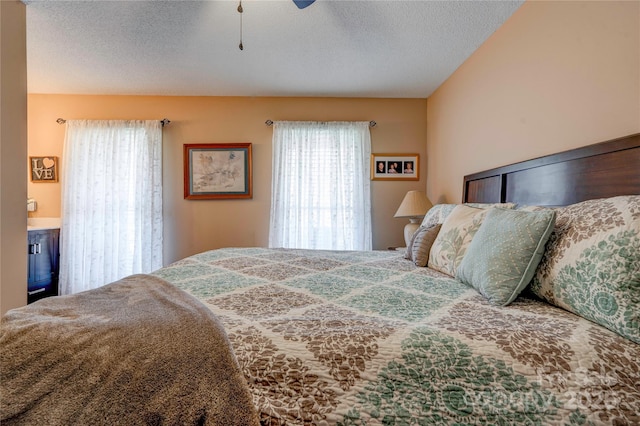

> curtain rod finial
[56,118,66,124]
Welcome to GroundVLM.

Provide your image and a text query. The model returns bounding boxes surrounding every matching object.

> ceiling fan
[292,0,315,9]
[237,0,316,50]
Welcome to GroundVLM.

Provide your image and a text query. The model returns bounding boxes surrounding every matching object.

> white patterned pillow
[466,202,516,209]
[427,205,493,276]
[420,204,457,229]
[531,195,640,343]
[420,203,515,229]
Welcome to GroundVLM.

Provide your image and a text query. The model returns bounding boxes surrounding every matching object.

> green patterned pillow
[531,195,640,344]
[457,208,556,306]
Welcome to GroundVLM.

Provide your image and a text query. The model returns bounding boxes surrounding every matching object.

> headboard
[463,133,640,206]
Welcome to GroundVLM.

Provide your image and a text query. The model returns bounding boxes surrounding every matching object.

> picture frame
[184,143,253,199]
[371,153,419,181]
[30,156,58,183]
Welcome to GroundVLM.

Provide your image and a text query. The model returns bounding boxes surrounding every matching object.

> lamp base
[403,218,422,246]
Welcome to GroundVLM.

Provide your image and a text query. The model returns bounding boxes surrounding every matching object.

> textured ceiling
[25,0,524,98]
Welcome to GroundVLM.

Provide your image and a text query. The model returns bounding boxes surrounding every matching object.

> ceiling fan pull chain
[238,1,244,51]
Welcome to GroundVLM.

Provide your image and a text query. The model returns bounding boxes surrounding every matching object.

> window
[59,120,163,294]
[269,121,372,250]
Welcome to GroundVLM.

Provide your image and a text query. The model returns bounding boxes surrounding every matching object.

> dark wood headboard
[463,133,640,206]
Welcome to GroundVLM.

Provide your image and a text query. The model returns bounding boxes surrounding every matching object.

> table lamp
[394,190,433,246]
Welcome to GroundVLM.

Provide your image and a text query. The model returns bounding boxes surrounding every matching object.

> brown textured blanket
[1,274,259,426]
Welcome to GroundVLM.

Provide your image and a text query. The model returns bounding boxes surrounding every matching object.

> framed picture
[184,143,253,199]
[30,156,58,183]
[371,153,419,181]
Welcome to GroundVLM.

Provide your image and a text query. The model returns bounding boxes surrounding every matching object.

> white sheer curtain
[269,121,372,250]
[59,120,163,294]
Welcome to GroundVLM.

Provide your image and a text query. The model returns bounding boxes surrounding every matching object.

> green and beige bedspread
[154,247,640,425]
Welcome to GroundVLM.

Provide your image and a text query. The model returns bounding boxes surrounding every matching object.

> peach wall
[426,0,640,204]
[1,0,28,314]
[28,95,427,262]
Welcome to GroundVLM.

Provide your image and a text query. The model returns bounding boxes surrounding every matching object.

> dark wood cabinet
[27,229,60,304]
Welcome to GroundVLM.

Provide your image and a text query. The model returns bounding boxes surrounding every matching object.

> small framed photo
[30,156,58,183]
[184,143,253,199]
[371,153,419,181]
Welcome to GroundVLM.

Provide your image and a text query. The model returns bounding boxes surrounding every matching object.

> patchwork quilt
[153,247,640,426]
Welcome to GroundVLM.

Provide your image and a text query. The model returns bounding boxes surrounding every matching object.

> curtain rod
[56,118,171,127]
[265,119,377,128]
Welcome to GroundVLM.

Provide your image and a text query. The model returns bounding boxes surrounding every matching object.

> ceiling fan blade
[293,0,315,9]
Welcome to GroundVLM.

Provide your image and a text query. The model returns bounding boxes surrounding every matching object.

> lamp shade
[394,190,433,218]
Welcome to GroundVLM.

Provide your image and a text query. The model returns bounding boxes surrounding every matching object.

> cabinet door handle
[35,243,41,254]
[28,244,36,254]
[28,288,46,296]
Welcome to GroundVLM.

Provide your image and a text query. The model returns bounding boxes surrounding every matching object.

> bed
[2,133,639,425]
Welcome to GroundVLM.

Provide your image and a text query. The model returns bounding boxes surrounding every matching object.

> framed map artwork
[183,143,253,199]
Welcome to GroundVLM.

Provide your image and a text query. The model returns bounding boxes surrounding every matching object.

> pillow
[405,224,441,267]
[531,195,640,343]
[427,205,493,276]
[420,204,457,229]
[516,205,549,212]
[420,203,515,229]
[404,226,421,259]
[466,202,516,209]
[456,208,556,306]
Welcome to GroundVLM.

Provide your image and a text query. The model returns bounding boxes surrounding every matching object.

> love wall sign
[30,157,58,182]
